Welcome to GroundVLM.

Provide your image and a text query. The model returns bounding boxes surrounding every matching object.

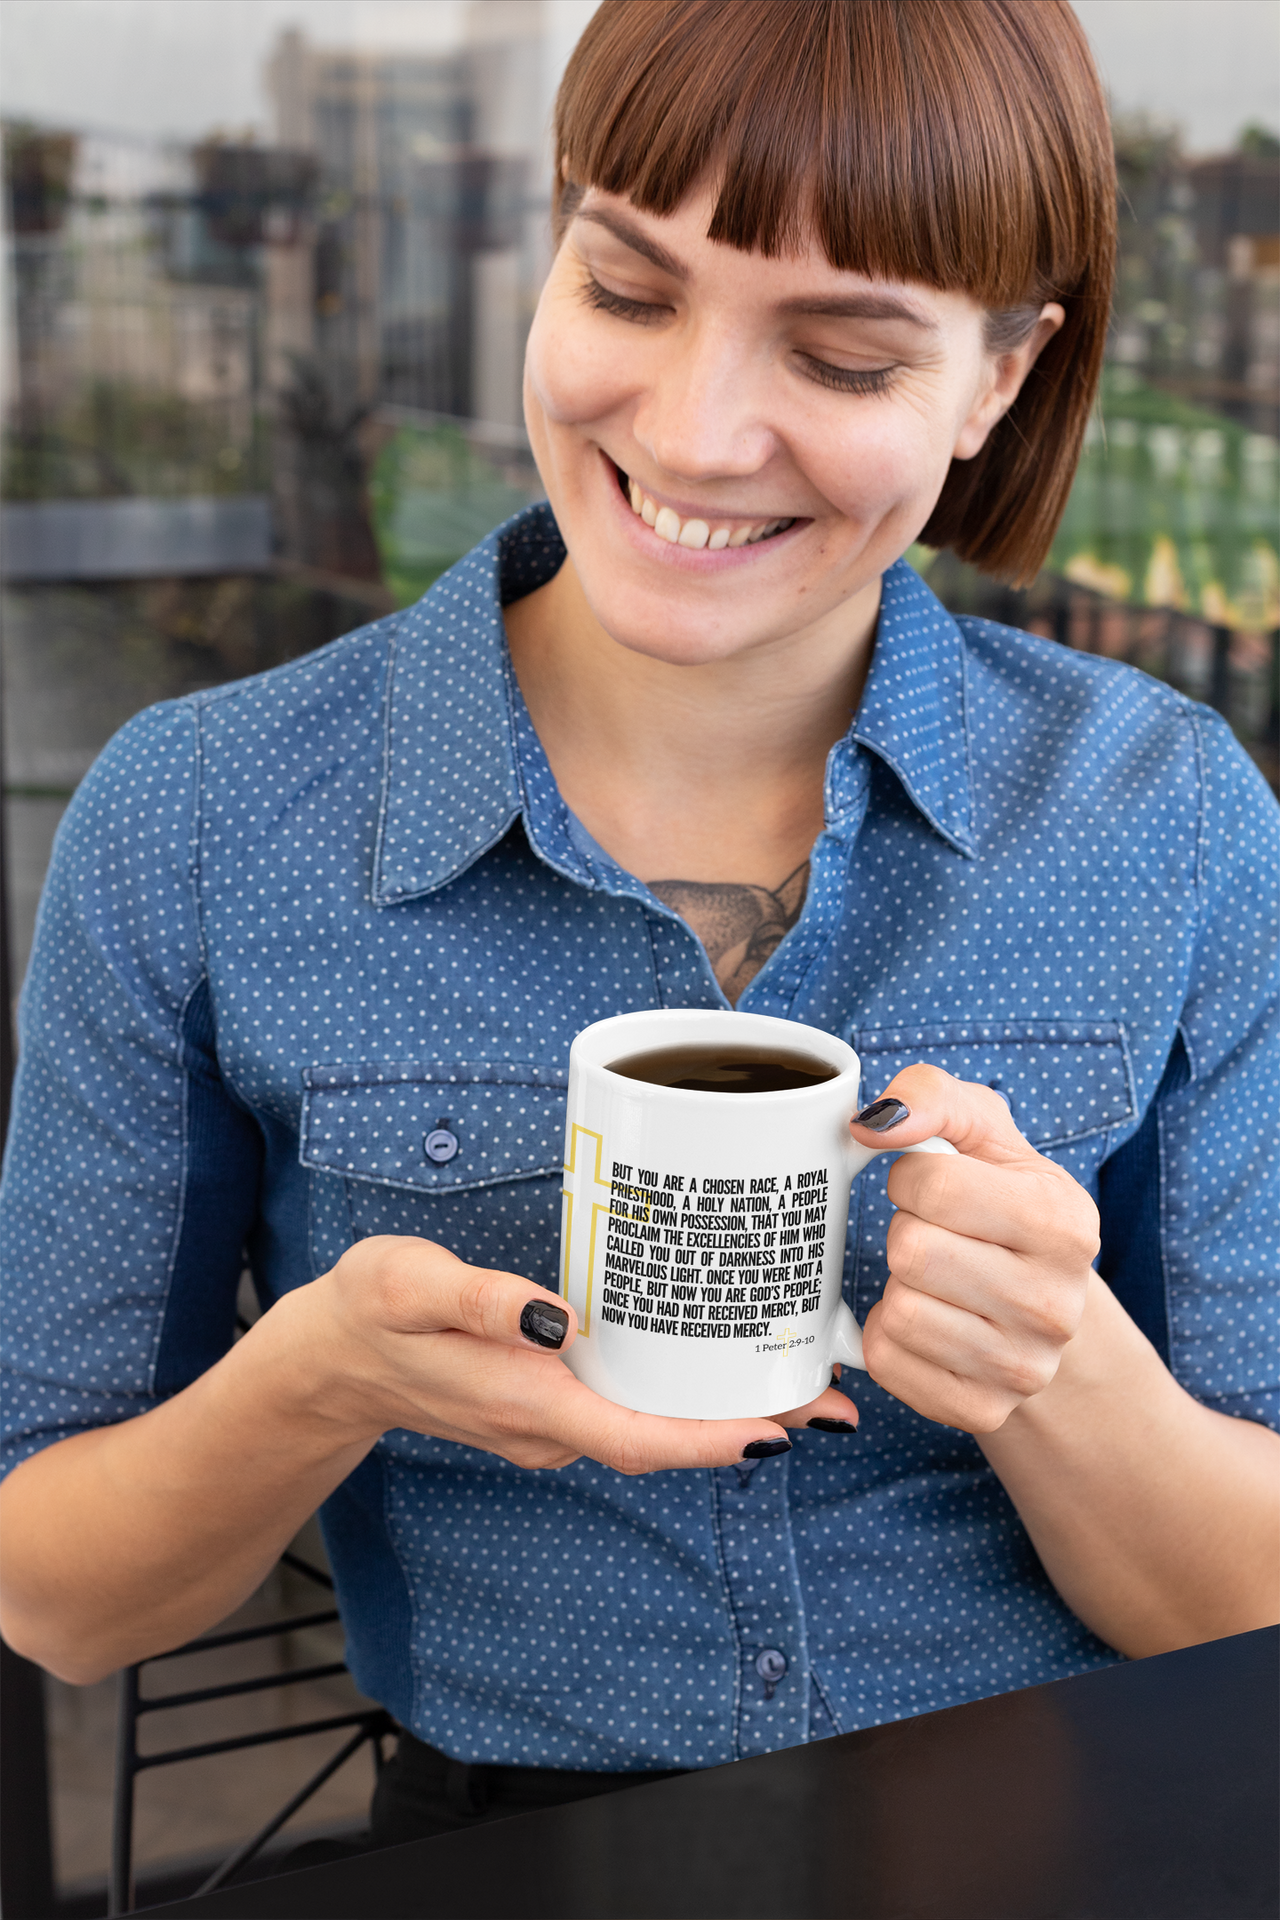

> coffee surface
[606,1044,837,1094]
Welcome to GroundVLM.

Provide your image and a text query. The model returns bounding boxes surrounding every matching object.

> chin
[594,611,751,668]
[573,563,774,666]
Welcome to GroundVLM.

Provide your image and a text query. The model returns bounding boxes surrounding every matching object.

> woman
[2,0,1276,1847]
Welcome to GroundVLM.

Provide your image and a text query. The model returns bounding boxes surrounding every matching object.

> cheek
[525,297,633,431]
[806,404,959,523]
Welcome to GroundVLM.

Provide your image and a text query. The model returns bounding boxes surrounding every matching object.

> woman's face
[524,183,1055,668]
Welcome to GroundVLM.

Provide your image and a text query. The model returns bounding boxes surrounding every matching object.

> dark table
[142,1626,1277,1920]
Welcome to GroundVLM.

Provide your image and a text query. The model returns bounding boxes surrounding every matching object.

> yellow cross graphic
[561,1124,612,1337]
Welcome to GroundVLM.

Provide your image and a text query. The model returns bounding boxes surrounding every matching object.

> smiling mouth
[615,463,797,551]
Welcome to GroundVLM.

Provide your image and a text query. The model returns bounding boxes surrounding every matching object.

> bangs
[553,0,1117,584]
[555,0,1110,309]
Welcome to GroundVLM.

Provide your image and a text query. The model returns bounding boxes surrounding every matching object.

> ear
[952,304,1065,461]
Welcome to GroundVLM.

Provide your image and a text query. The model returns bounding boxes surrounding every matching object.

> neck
[504,558,880,886]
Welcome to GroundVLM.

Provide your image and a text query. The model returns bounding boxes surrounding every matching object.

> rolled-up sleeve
[1,698,260,1476]
[1162,710,1280,1424]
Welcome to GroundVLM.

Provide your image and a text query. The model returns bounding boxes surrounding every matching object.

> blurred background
[0,1,1277,1911]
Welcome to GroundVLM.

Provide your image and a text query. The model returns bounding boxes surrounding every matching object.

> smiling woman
[504,0,1096,976]
[1,0,1277,1865]
[551,0,1113,582]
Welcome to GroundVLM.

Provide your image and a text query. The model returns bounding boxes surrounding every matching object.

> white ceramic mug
[558,1008,956,1419]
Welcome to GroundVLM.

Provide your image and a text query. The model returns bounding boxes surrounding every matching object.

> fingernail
[741,1438,792,1460]
[854,1097,910,1133]
[520,1300,569,1349]
[829,1369,841,1388]
[807,1418,857,1433]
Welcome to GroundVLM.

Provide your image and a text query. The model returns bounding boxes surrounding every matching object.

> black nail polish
[854,1097,910,1132]
[829,1369,841,1388]
[520,1300,569,1349]
[808,1418,857,1433]
[741,1438,792,1460]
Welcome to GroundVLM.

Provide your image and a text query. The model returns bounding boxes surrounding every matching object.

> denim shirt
[3,505,1277,1769]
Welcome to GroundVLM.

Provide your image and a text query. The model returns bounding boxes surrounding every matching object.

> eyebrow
[573,206,938,332]
[575,206,689,279]
[775,293,939,331]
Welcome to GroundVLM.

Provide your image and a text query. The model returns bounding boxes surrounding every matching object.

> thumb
[850,1062,1035,1167]
[451,1264,581,1355]
[359,1237,580,1352]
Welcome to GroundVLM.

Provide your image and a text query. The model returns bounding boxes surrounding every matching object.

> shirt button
[755,1648,788,1698]
[424,1128,460,1164]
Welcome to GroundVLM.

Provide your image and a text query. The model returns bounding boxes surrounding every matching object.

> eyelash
[580,275,668,324]
[798,356,895,397]
[579,274,896,396]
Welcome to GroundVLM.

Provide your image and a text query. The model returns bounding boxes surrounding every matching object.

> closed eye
[579,272,896,391]
[798,355,895,396]
[579,273,671,324]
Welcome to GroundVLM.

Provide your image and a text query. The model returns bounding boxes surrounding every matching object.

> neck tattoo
[646,862,811,1004]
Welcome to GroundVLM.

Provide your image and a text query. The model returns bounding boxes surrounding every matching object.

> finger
[884,1210,1087,1341]
[869,1275,1060,1400]
[850,1068,1099,1264]
[424,1328,795,1472]
[380,1329,795,1474]
[861,1306,1018,1434]
[357,1241,806,1472]
[851,1064,1039,1167]
[886,1148,1053,1249]
[885,1151,1097,1264]
[542,1374,795,1475]
[362,1237,582,1353]
[772,1383,860,1432]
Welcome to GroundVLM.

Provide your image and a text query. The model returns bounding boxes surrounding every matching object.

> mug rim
[571,1008,859,1096]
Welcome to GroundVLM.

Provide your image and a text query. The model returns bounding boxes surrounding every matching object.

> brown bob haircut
[554,0,1116,584]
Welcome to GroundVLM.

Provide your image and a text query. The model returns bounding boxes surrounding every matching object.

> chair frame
[108,1551,391,1916]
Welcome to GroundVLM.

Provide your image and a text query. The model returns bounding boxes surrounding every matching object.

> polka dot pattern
[2,504,1276,1772]
[301,1061,568,1194]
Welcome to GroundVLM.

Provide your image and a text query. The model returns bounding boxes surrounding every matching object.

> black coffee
[606,1045,837,1094]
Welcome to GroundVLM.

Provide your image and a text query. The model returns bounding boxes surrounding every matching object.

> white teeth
[622,473,791,551]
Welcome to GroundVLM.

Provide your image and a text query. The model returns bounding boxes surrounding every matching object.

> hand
[285,1236,856,1476]
[852,1067,1100,1433]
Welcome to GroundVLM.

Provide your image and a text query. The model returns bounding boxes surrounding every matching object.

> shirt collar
[371,507,563,907]
[373,509,974,906]
[850,557,976,858]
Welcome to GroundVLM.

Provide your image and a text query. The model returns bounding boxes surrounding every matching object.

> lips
[619,467,797,550]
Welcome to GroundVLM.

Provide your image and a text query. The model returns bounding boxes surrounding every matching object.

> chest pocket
[845,1020,1135,1321]
[300,1060,568,1291]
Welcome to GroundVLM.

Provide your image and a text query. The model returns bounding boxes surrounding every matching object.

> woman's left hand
[853,1066,1101,1433]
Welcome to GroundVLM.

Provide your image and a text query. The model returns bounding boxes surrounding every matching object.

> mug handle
[829,1135,958,1372]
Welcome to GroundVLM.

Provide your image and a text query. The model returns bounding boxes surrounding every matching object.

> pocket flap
[849,1021,1134,1148]
[300,1060,568,1194]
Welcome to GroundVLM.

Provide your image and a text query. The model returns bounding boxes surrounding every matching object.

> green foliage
[1238,123,1280,159]
[370,423,542,608]
[1049,371,1279,627]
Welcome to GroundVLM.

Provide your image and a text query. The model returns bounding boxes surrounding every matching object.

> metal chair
[108,1550,392,1916]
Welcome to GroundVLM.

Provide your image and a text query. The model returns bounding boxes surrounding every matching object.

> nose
[630,317,776,486]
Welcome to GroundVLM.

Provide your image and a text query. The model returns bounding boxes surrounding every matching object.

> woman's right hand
[283,1234,852,1474]
[0,1233,854,1681]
